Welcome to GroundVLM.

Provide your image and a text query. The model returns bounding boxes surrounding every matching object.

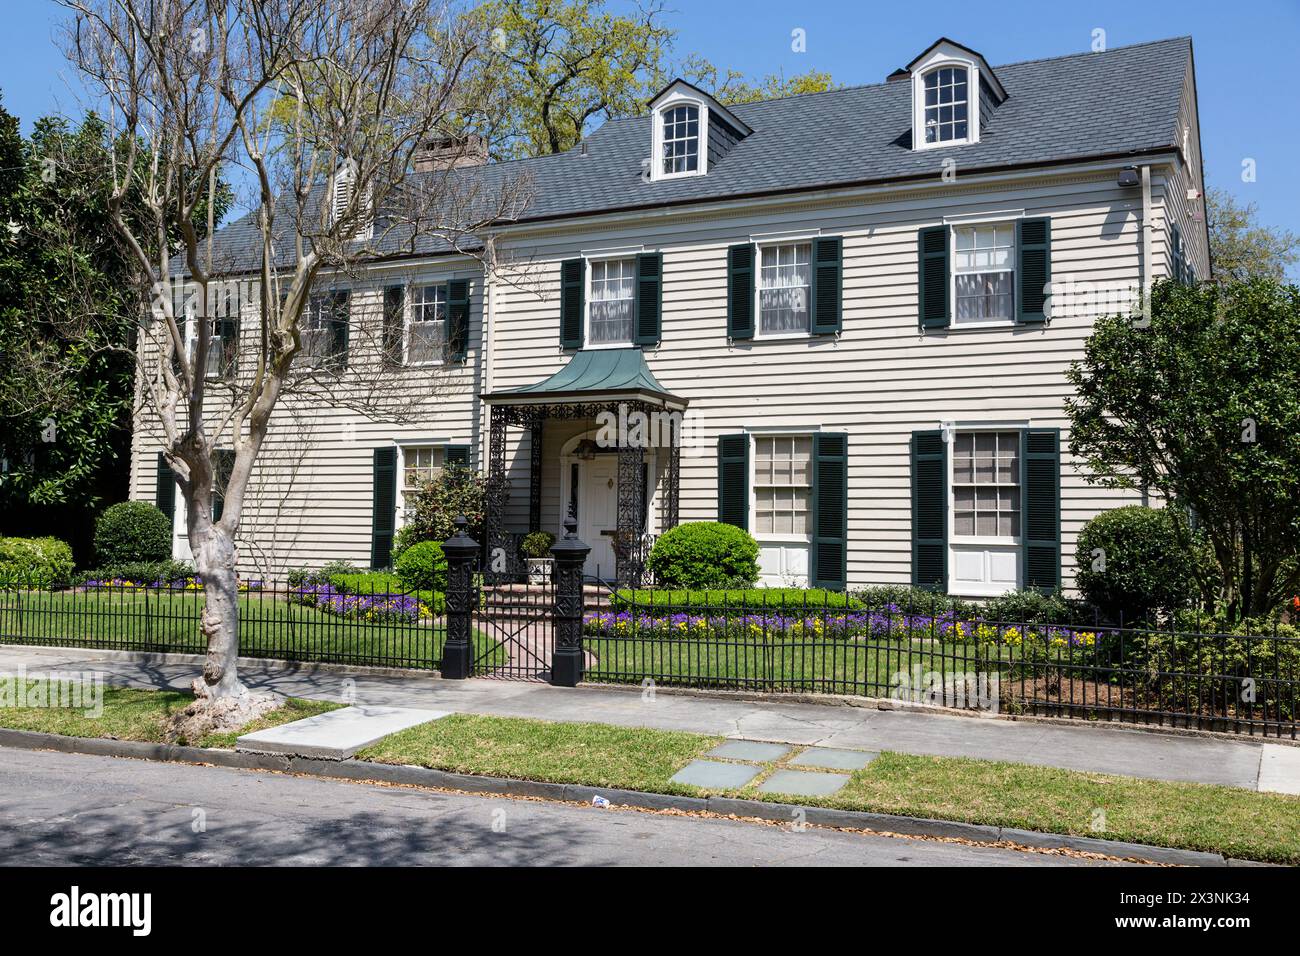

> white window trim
[650,92,708,182]
[911,53,982,152]
[945,423,1026,597]
[747,430,815,544]
[752,237,815,340]
[583,251,640,350]
[403,281,447,368]
[395,441,449,528]
[949,220,1017,329]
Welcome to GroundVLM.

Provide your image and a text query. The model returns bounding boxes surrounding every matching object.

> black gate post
[441,515,479,679]
[550,515,590,687]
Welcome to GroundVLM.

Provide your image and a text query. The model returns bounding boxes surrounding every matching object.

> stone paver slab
[669,759,762,789]
[1258,744,1300,795]
[237,705,449,760]
[706,740,791,762]
[790,746,879,770]
[758,769,849,797]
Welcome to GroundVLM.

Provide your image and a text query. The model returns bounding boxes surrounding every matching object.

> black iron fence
[2,555,1297,738]
[0,577,445,671]
[582,588,1300,738]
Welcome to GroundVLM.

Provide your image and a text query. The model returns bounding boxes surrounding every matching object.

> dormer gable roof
[906,37,1007,101]
[647,79,753,137]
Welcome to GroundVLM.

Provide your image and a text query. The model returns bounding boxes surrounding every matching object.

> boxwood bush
[612,587,862,616]
[94,501,173,565]
[395,540,448,592]
[647,521,759,589]
[0,536,75,588]
[1075,505,1202,624]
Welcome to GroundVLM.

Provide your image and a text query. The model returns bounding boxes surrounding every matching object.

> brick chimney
[413,135,489,172]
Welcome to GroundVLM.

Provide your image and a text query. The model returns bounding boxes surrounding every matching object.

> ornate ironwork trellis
[483,399,681,587]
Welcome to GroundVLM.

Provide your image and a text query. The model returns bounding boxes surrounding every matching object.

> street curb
[0,728,1244,867]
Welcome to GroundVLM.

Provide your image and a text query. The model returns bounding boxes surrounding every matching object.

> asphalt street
[0,747,1129,866]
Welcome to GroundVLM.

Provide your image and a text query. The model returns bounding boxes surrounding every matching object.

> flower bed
[81,576,264,591]
[291,583,439,624]
[585,602,1109,655]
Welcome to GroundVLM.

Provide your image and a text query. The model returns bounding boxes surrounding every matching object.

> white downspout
[481,236,496,468]
[1139,164,1153,508]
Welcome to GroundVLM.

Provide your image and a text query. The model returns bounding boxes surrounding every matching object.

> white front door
[578,456,619,579]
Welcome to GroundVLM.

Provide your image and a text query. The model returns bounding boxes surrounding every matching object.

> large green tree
[1066,278,1300,621]
[0,105,232,529]
[472,0,835,158]
[1205,186,1300,283]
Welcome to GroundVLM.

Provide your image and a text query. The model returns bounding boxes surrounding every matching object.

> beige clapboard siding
[483,166,1164,589]
[132,264,486,577]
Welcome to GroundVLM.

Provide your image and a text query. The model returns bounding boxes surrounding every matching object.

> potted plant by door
[522,531,557,584]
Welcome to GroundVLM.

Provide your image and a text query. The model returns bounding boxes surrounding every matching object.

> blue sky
[2,0,1296,273]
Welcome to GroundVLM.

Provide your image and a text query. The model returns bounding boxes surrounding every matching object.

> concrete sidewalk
[2,644,1295,794]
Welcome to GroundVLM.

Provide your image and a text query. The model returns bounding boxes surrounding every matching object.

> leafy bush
[521,531,556,559]
[322,570,446,616]
[852,584,978,619]
[397,464,487,552]
[1075,506,1202,624]
[0,536,75,588]
[981,588,1089,626]
[286,560,361,588]
[94,501,172,565]
[613,588,861,617]
[82,559,196,586]
[395,541,448,592]
[647,522,759,589]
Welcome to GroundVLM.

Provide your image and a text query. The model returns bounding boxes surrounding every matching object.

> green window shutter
[811,432,848,590]
[155,453,176,524]
[216,317,238,377]
[211,449,235,522]
[911,430,947,590]
[810,236,843,334]
[444,444,471,467]
[1017,217,1052,323]
[727,243,755,340]
[370,446,398,569]
[446,278,470,362]
[1171,223,1184,284]
[382,285,404,367]
[717,433,749,530]
[329,290,350,368]
[918,227,949,329]
[1022,428,1061,592]
[560,258,585,349]
[634,252,662,346]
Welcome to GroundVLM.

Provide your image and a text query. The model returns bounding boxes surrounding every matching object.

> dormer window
[923,67,969,144]
[645,79,752,183]
[330,160,372,240]
[907,39,1005,152]
[661,104,700,176]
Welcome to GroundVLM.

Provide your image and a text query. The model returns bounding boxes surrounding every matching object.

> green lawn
[0,681,341,748]
[362,712,1300,864]
[0,588,507,670]
[584,632,999,697]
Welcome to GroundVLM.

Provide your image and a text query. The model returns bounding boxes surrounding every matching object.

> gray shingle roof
[199,36,1191,275]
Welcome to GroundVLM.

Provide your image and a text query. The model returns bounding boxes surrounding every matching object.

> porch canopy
[481,348,689,586]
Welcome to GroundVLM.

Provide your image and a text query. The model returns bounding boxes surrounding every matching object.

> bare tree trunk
[192,524,245,697]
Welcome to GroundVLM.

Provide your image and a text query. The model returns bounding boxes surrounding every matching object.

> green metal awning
[482,347,687,409]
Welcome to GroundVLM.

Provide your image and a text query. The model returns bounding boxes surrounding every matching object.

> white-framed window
[660,103,700,176]
[922,66,969,145]
[406,284,446,365]
[951,431,1020,540]
[587,257,636,346]
[753,434,813,538]
[952,222,1015,324]
[400,445,445,518]
[300,293,341,367]
[757,242,812,335]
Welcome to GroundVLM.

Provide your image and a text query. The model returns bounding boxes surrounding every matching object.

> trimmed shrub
[82,559,196,587]
[612,587,861,617]
[0,536,75,588]
[647,522,759,589]
[980,588,1088,626]
[94,501,172,565]
[1075,506,1202,624]
[852,584,978,619]
[326,570,446,616]
[521,531,556,559]
[287,560,361,588]
[395,540,448,592]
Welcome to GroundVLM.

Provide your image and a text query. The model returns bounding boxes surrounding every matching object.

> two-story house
[130,36,1210,594]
